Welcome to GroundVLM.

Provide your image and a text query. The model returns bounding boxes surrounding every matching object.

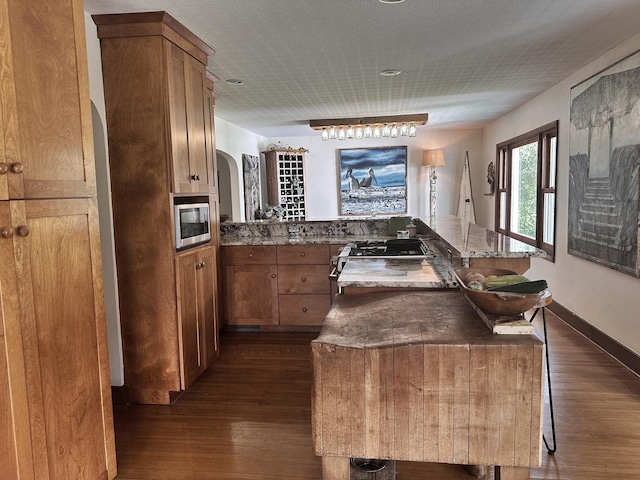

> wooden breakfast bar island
[311,291,544,480]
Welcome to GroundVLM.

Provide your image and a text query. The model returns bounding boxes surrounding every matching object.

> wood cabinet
[223,246,279,325]
[0,0,116,478]
[222,244,333,327]
[94,12,220,404]
[264,149,308,220]
[169,44,213,193]
[0,0,97,202]
[0,199,115,480]
[176,246,218,387]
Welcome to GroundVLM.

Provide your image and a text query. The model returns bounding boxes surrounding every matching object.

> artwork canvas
[568,50,640,277]
[242,154,261,220]
[338,146,408,216]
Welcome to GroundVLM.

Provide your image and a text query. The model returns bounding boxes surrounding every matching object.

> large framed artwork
[242,154,261,220]
[569,50,640,277]
[338,146,407,216]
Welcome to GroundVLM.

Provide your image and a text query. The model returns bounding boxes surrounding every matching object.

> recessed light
[226,79,244,85]
[379,0,405,4]
[380,69,402,77]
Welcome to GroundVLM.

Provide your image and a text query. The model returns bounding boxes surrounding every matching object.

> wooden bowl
[453,267,545,316]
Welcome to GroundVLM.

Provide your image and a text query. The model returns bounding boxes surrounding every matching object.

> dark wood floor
[113,312,640,479]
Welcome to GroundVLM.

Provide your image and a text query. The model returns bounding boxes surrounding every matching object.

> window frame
[495,120,558,261]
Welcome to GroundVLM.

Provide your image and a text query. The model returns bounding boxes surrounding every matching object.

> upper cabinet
[0,0,96,200]
[93,11,216,195]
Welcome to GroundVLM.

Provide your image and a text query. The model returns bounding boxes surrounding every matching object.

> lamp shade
[422,149,446,167]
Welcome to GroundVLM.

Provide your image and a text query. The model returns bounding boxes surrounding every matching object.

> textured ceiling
[83,0,640,138]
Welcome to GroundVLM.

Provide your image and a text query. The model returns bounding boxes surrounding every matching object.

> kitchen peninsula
[220,215,545,328]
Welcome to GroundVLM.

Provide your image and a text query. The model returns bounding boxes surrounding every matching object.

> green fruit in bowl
[467,280,484,291]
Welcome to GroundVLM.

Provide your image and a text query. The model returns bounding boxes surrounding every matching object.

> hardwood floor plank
[112,317,640,480]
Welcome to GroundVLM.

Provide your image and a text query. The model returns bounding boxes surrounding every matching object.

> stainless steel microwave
[174,202,211,250]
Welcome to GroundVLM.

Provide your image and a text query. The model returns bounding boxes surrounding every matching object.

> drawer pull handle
[190,174,201,181]
[302,307,308,313]
[1,227,14,238]
[301,277,306,283]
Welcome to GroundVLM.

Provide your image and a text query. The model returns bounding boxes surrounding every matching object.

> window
[496,121,558,261]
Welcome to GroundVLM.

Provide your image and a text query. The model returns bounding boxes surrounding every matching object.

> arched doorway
[217,150,242,221]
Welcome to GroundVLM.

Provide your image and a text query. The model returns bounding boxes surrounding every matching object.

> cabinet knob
[271,273,277,279]
[302,307,308,313]
[195,261,206,270]
[301,277,306,283]
[16,226,29,237]
[11,162,24,174]
[0,163,8,174]
[190,174,201,181]
[1,227,14,238]
[300,252,305,257]
[248,252,254,258]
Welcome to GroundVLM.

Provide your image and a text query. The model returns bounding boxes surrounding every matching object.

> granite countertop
[336,256,458,289]
[220,216,546,260]
[423,216,546,259]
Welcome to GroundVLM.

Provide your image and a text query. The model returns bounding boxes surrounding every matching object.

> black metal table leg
[530,306,557,455]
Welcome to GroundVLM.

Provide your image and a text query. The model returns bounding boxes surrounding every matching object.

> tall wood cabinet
[264,149,308,220]
[0,0,116,478]
[94,11,220,405]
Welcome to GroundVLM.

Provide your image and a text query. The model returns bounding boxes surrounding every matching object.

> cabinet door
[205,77,218,194]
[168,45,211,194]
[0,0,95,200]
[0,199,114,480]
[176,247,218,388]
[199,248,219,366]
[225,265,279,325]
[177,251,206,388]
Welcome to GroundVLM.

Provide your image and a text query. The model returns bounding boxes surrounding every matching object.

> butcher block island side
[312,291,544,480]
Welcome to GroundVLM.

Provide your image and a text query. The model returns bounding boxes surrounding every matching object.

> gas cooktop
[345,238,432,259]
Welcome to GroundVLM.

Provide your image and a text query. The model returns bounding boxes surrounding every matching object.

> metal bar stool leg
[530,301,557,455]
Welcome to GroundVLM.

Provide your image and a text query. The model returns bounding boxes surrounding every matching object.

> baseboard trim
[548,301,640,377]
[111,385,129,407]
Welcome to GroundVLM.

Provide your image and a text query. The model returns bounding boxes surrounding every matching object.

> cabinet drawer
[277,265,330,294]
[279,295,331,326]
[223,245,277,265]
[277,245,330,264]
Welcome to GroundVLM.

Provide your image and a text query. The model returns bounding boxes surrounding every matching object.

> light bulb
[355,127,363,139]
[408,123,417,137]
[347,125,355,138]
[338,128,346,140]
[329,126,337,139]
[382,124,391,137]
[390,124,398,138]
[364,125,372,138]
[321,128,329,141]
[373,125,381,138]
[400,123,409,136]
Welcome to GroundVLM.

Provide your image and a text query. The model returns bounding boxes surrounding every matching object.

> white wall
[84,11,124,386]
[483,32,640,357]
[214,118,267,221]
[269,129,483,220]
